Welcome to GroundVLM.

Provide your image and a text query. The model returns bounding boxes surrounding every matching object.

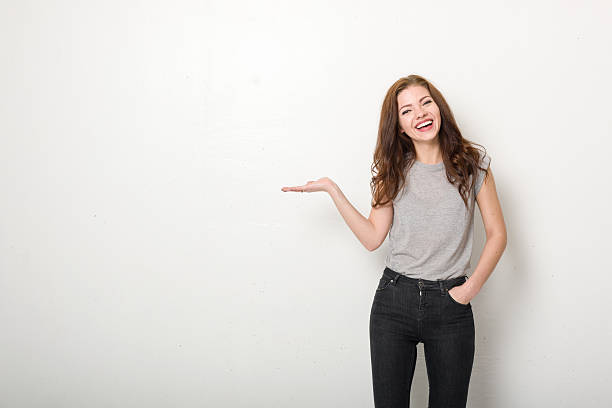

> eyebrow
[399,95,431,110]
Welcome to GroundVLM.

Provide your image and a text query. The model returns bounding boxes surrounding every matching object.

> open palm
[281,177,333,193]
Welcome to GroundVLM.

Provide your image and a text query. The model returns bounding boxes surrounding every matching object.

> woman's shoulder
[474,148,491,197]
[476,148,491,169]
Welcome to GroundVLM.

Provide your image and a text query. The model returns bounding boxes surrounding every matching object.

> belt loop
[437,279,445,295]
[391,273,400,285]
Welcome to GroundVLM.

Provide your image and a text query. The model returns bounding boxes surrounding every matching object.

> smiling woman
[372,77,491,212]
[281,74,507,408]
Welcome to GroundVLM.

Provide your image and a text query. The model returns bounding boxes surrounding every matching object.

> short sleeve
[474,151,491,197]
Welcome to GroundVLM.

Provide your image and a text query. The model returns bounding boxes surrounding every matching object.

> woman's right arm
[327,181,393,252]
[282,177,393,251]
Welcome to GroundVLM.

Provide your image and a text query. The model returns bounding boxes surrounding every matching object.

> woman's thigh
[422,286,475,408]
[369,274,420,407]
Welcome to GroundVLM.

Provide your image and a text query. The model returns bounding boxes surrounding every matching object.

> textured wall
[1,0,610,406]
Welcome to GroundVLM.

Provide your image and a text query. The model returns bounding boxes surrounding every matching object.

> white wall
[1,0,611,407]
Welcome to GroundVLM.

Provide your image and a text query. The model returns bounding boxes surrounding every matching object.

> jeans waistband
[382,266,468,292]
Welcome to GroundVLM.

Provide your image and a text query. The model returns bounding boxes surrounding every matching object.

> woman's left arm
[466,166,507,299]
[452,167,507,303]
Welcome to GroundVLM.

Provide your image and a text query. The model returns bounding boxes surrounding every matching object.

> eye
[401,100,432,115]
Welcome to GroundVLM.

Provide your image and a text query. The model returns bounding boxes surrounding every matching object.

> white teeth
[416,120,433,129]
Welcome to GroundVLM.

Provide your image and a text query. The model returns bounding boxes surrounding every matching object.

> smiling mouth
[415,120,433,131]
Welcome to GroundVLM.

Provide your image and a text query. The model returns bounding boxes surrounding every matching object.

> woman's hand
[281,177,335,194]
[282,177,378,251]
[448,284,474,305]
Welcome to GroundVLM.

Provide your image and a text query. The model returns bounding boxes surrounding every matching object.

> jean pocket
[376,277,393,292]
[446,287,470,307]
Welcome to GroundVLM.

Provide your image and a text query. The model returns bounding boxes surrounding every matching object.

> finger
[282,186,306,192]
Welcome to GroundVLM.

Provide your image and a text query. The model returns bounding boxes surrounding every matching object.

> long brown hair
[370,74,490,210]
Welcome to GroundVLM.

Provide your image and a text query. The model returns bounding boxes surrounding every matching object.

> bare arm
[281,177,393,251]
[328,181,393,251]
[466,167,507,294]
[450,167,507,304]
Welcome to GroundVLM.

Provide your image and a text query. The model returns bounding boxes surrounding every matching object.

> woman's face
[397,85,441,142]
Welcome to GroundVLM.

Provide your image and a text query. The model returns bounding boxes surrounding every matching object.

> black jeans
[369,267,475,408]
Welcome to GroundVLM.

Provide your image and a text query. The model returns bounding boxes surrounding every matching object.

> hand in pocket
[448,285,471,305]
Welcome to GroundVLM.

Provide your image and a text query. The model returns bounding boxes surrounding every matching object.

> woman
[281,74,507,408]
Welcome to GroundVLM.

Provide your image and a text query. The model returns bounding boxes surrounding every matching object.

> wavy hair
[370,74,490,210]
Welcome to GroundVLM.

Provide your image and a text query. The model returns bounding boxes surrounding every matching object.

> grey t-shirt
[384,150,491,280]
